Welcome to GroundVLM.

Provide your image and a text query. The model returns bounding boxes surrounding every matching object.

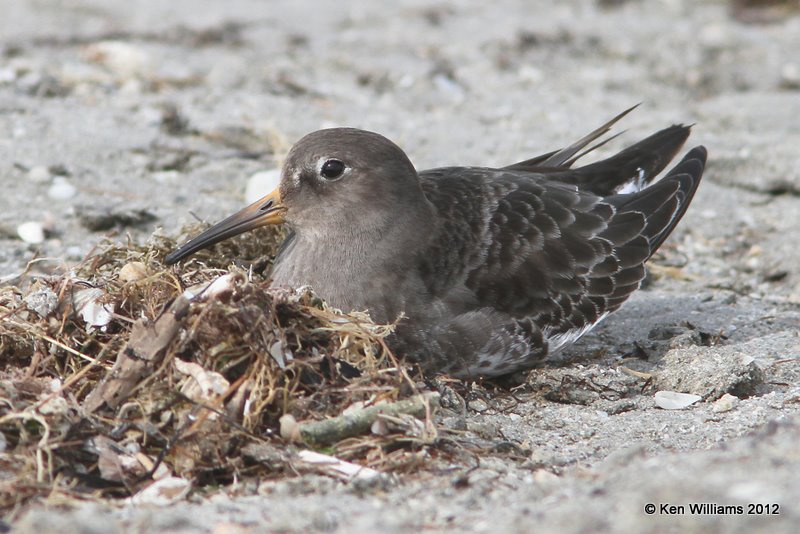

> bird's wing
[420,146,707,341]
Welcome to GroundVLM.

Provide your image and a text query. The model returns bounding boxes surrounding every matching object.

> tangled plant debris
[0,226,441,517]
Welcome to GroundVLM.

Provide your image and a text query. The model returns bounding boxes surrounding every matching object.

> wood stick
[282,392,440,446]
[84,294,191,412]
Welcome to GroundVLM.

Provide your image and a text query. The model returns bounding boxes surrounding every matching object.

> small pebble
[780,63,800,90]
[119,261,148,283]
[66,246,84,259]
[83,41,150,79]
[698,24,728,48]
[151,170,180,183]
[467,398,489,412]
[654,390,702,410]
[17,221,45,243]
[27,165,51,183]
[24,286,59,317]
[279,413,300,441]
[47,176,77,200]
[712,393,740,413]
[0,66,16,83]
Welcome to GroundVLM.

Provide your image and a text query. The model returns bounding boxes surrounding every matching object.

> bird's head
[164,128,421,265]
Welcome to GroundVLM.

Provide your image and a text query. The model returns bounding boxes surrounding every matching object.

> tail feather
[504,106,693,197]
[566,124,692,196]
[504,104,639,172]
[613,146,707,257]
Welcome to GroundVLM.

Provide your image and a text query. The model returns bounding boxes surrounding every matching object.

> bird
[165,106,707,379]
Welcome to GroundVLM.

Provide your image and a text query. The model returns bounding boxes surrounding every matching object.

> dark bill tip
[164,189,285,265]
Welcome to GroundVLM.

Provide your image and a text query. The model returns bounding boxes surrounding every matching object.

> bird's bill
[164,188,286,265]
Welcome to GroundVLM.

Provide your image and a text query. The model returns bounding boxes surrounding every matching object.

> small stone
[47,177,77,200]
[780,63,800,90]
[118,261,148,283]
[17,221,45,243]
[465,419,499,439]
[150,171,180,183]
[83,41,151,79]
[712,393,740,413]
[698,24,728,48]
[279,414,300,441]
[66,246,84,259]
[0,66,16,83]
[439,415,468,431]
[654,344,765,400]
[467,398,489,412]
[605,399,637,415]
[27,165,51,183]
[78,207,157,232]
[654,390,702,410]
[24,286,59,317]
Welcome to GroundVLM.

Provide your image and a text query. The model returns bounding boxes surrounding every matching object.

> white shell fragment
[47,176,77,200]
[183,274,238,301]
[245,169,281,203]
[174,359,230,405]
[204,273,237,300]
[129,476,191,506]
[654,390,702,410]
[72,287,115,330]
[296,450,380,481]
[17,221,45,244]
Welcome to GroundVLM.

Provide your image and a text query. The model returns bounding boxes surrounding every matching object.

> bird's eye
[320,159,346,180]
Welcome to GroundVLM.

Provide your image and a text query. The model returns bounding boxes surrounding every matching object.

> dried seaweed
[0,225,439,518]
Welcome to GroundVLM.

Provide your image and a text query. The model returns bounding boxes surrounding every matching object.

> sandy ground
[2,0,800,532]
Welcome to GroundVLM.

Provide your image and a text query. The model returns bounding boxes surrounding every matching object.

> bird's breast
[268,232,424,324]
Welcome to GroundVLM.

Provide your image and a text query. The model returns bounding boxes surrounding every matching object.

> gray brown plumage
[165,108,707,378]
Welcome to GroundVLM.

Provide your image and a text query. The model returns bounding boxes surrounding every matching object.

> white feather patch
[545,311,610,354]
[616,167,647,194]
